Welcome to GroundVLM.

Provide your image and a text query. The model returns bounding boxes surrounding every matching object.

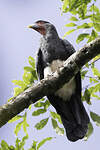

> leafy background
[0,0,100,149]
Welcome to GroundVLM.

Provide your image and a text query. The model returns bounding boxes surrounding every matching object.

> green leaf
[76,33,89,43]
[34,102,45,108]
[70,8,77,15]
[91,29,98,38]
[23,71,34,84]
[87,29,98,43]
[89,4,99,13]
[93,54,100,61]
[92,93,100,100]
[51,118,64,135]
[70,16,78,21]
[83,15,92,19]
[94,82,100,91]
[78,3,88,19]
[77,23,92,29]
[22,134,28,142]
[15,138,20,149]
[89,78,98,84]
[14,121,23,136]
[84,122,93,141]
[88,86,95,95]
[90,111,100,126]
[85,63,89,68]
[81,70,88,79]
[22,112,29,135]
[94,23,100,32]
[24,66,34,72]
[35,118,49,130]
[12,80,26,89]
[8,115,22,123]
[94,83,100,93]
[65,22,77,27]
[88,22,93,27]
[29,104,32,110]
[37,137,53,150]
[69,0,81,10]
[34,98,45,108]
[62,0,69,12]
[50,111,62,124]
[13,87,24,97]
[32,109,47,116]
[15,135,28,150]
[0,140,9,149]
[84,89,91,104]
[19,135,28,149]
[94,15,100,22]
[63,29,76,37]
[92,67,100,77]
[44,100,50,109]
[9,145,15,149]
[34,100,50,110]
[28,56,35,69]
[23,120,29,135]
[24,66,37,81]
[15,137,27,149]
[7,97,14,102]
[29,140,37,150]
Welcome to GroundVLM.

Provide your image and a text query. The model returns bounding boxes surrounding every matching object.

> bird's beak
[27,23,39,30]
[28,23,46,35]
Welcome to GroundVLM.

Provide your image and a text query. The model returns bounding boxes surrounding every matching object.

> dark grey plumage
[29,20,90,142]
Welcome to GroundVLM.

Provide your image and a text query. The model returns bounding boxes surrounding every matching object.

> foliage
[84,122,94,141]
[0,136,53,150]
[9,56,38,100]
[51,118,64,136]
[62,0,100,43]
[8,112,29,136]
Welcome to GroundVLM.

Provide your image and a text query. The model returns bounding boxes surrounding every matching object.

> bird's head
[28,20,57,36]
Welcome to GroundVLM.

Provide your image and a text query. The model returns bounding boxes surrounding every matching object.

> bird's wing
[36,48,44,80]
[62,39,90,133]
[61,39,75,55]
[62,39,82,97]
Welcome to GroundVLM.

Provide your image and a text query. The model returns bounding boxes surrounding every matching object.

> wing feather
[36,48,44,80]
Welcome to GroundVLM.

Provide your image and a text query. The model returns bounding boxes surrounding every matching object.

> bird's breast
[44,59,76,101]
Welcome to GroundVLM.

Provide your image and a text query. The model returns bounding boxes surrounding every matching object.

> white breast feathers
[44,59,76,101]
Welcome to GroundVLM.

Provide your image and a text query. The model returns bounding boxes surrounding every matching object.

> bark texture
[0,37,100,128]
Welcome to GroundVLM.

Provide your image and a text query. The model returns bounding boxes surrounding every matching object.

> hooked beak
[27,23,39,30]
[27,22,46,35]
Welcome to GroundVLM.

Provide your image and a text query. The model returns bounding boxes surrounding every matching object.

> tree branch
[0,37,100,128]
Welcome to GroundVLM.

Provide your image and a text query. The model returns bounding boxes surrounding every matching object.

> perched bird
[28,20,90,142]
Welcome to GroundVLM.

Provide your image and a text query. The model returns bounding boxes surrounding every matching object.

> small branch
[0,37,100,128]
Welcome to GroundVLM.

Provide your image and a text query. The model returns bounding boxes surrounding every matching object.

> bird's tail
[60,94,90,141]
[48,94,90,142]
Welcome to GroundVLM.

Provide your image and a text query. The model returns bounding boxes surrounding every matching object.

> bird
[28,20,90,142]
